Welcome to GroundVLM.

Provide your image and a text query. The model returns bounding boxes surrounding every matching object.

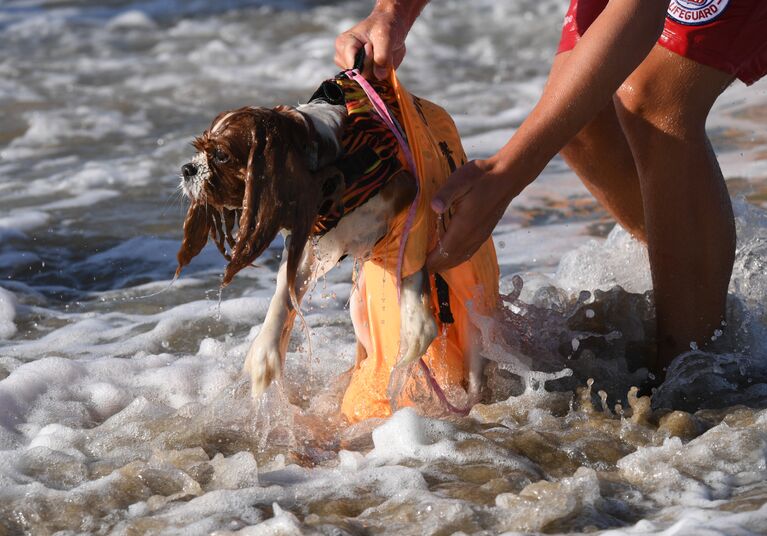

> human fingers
[392,43,406,70]
[425,204,485,273]
[371,41,406,79]
[334,31,364,70]
[426,165,482,272]
[426,160,512,272]
[334,30,389,79]
[362,42,375,78]
[369,29,393,80]
[430,161,480,214]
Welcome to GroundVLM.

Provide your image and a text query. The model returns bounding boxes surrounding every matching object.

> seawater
[1,1,767,534]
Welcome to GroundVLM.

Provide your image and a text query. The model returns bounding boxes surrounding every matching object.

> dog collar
[295,109,321,171]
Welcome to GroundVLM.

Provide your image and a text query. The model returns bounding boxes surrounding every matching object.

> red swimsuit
[558,0,767,85]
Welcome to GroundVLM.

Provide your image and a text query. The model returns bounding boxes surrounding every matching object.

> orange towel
[340,71,499,423]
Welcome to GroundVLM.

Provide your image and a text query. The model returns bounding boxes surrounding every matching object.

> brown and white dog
[176,90,450,398]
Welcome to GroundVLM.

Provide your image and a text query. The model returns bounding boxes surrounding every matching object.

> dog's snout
[182,163,198,180]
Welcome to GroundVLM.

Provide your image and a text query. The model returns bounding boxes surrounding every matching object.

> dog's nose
[182,163,198,180]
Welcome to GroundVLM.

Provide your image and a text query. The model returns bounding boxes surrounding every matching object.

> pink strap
[345,69,472,417]
[418,359,471,416]
[345,69,420,294]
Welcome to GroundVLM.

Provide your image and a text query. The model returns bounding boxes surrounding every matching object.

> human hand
[426,159,515,273]
[334,4,411,80]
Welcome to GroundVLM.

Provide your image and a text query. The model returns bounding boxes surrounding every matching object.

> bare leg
[350,269,371,366]
[397,269,438,365]
[550,47,735,376]
[552,52,647,240]
[614,46,735,374]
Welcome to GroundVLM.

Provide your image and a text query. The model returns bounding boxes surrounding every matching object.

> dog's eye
[212,148,230,164]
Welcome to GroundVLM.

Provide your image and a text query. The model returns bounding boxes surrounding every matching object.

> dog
[175,73,473,403]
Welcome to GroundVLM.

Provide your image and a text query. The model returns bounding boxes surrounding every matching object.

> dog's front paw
[398,306,438,365]
[243,338,283,398]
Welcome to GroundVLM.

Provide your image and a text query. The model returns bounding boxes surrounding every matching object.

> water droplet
[436,214,449,258]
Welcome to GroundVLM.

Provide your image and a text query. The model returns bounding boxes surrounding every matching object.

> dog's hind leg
[349,269,371,367]
[397,269,438,365]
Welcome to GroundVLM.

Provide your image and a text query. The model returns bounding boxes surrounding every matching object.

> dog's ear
[175,203,212,278]
[223,135,278,286]
[222,109,322,295]
[282,146,322,307]
[270,109,324,306]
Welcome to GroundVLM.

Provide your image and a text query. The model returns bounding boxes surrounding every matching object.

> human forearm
[426,0,672,272]
[487,0,670,198]
[370,0,429,31]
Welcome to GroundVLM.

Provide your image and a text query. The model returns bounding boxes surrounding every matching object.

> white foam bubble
[219,502,302,535]
[495,467,601,532]
[0,210,50,233]
[0,357,87,432]
[618,414,767,507]
[27,423,86,460]
[368,408,539,476]
[555,225,652,294]
[83,382,132,421]
[39,189,119,211]
[5,108,152,160]
[0,288,18,340]
[208,452,259,490]
[107,11,158,31]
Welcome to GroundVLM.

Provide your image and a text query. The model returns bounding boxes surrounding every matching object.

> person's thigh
[660,0,767,87]
[561,0,767,87]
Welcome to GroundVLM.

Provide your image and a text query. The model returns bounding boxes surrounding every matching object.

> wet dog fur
[177,102,447,398]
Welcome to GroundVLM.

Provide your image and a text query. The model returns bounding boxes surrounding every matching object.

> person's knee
[616,84,671,132]
[616,46,732,143]
[614,75,710,142]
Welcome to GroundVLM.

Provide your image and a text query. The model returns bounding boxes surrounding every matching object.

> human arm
[334,0,429,79]
[426,0,671,272]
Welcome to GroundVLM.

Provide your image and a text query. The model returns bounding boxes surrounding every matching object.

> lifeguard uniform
[559,0,767,85]
[308,71,499,423]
